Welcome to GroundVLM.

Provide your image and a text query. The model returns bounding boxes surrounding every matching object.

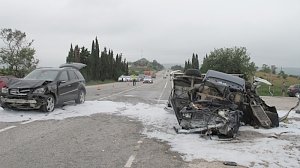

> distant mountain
[132,58,149,67]
[130,58,164,71]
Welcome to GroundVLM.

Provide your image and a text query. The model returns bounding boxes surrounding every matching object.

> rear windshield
[24,69,59,81]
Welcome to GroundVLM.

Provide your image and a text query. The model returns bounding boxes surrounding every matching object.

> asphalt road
[0,71,193,168]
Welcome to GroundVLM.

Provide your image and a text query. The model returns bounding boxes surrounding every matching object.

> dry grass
[255,72,300,96]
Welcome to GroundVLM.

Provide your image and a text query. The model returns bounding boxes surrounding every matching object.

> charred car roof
[204,70,245,91]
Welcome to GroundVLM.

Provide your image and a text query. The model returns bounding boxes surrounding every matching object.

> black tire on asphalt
[41,94,55,112]
[75,89,85,104]
[265,111,279,127]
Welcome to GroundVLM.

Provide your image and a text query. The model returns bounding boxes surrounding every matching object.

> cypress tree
[66,44,74,63]
[95,37,100,80]
[74,45,80,63]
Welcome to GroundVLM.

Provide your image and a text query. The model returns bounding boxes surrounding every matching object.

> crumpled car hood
[7,78,50,89]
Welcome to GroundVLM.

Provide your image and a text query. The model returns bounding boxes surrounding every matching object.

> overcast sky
[0,0,299,67]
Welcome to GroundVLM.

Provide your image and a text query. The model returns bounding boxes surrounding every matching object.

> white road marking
[157,80,169,103]
[20,120,36,125]
[0,126,16,133]
[124,154,137,168]
[124,138,144,167]
[98,85,144,100]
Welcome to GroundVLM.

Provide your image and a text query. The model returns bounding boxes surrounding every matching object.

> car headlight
[1,87,8,94]
[33,87,46,94]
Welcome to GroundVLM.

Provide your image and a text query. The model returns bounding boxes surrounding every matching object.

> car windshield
[24,69,59,81]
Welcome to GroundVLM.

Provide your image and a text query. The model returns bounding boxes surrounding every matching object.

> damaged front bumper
[0,94,47,110]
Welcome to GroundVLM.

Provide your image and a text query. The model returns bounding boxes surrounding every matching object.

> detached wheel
[41,95,55,112]
[75,89,85,104]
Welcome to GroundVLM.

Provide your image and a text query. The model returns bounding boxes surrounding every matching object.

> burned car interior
[170,69,282,138]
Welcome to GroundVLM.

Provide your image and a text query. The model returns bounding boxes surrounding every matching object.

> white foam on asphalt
[0,101,299,168]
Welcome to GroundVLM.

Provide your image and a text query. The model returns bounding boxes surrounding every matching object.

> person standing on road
[132,76,137,86]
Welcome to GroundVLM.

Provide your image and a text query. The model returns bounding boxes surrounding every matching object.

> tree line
[184,53,200,71]
[181,47,256,80]
[0,28,129,81]
[66,37,129,82]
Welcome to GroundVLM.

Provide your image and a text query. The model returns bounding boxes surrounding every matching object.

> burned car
[0,63,86,112]
[169,69,279,138]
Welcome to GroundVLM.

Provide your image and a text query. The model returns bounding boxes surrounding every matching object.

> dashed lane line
[0,126,17,133]
[124,138,144,167]
[157,80,169,104]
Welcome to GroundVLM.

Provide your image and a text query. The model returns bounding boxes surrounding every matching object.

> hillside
[255,71,300,96]
[129,58,164,73]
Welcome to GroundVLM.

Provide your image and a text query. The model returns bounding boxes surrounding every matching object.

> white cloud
[1,0,299,67]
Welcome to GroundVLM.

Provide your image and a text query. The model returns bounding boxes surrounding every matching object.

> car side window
[75,70,84,80]
[68,70,78,80]
[58,71,69,81]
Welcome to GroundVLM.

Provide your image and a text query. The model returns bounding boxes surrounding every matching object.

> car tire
[75,89,85,104]
[1,103,11,111]
[266,111,279,127]
[41,94,55,112]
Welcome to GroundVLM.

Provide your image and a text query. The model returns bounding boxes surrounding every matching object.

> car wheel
[75,89,85,104]
[1,103,11,111]
[41,94,55,112]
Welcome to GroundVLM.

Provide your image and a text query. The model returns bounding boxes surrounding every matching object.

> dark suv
[287,84,300,97]
[0,63,86,112]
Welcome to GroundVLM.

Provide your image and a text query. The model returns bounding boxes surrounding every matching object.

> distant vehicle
[118,75,125,82]
[0,76,16,89]
[138,74,145,81]
[143,76,153,83]
[144,70,156,78]
[0,63,86,112]
[118,75,132,82]
[124,76,132,82]
[287,84,300,97]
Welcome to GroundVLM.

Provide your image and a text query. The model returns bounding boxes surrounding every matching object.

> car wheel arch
[41,94,56,112]
[75,88,85,104]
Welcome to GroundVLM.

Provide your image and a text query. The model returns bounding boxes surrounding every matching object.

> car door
[67,70,80,100]
[57,70,73,102]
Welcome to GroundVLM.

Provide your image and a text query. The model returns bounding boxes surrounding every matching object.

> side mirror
[58,80,66,85]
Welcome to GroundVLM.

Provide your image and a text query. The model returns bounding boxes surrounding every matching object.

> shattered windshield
[24,69,59,81]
